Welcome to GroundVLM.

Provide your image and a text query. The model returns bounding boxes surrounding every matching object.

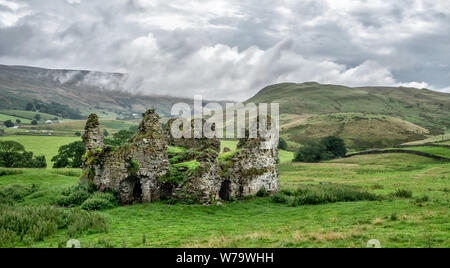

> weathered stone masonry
[81,109,279,204]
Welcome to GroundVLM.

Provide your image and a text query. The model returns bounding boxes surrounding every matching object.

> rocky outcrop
[82,109,279,204]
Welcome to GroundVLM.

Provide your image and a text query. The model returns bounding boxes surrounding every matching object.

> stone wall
[82,109,279,205]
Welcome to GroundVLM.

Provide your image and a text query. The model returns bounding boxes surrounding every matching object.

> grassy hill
[0,65,231,117]
[247,82,450,149]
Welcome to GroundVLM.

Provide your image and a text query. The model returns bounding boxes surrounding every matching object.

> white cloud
[67,0,82,5]
[0,0,448,100]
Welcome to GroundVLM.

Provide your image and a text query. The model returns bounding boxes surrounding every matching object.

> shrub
[320,136,347,158]
[55,185,117,211]
[294,136,347,163]
[56,185,94,207]
[392,189,413,199]
[278,137,288,150]
[256,187,269,197]
[81,198,115,211]
[272,184,381,206]
[294,142,332,163]
[3,120,14,128]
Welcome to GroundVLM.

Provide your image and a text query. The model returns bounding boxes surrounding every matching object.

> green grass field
[395,146,450,158]
[1,135,449,248]
[0,109,59,121]
[0,113,32,124]
[0,136,80,168]
[0,152,448,248]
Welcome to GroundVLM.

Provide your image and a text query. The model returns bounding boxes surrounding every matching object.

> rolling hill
[0,64,227,117]
[247,82,450,150]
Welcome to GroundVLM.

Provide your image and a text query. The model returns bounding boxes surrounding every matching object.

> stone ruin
[81,109,279,204]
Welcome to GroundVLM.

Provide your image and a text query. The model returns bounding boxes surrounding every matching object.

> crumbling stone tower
[81,109,279,204]
[82,109,169,203]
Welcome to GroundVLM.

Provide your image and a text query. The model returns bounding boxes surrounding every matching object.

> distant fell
[247,82,450,135]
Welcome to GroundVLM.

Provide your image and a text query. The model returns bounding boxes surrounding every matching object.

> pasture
[0,136,80,168]
[1,149,448,248]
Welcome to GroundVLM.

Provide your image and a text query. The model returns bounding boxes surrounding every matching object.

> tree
[31,120,38,125]
[103,129,109,137]
[294,136,347,163]
[320,136,347,158]
[75,132,82,137]
[0,141,46,168]
[294,142,332,163]
[0,141,25,167]
[3,120,14,128]
[278,137,288,150]
[104,130,134,146]
[52,141,85,168]
[15,119,21,124]
[34,114,41,121]
[25,103,35,111]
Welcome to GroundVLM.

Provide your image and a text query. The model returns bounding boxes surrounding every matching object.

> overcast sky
[0,0,449,100]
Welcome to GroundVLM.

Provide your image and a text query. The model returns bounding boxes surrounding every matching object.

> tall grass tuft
[0,184,39,205]
[392,189,413,199]
[0,205,107,247]
[272,184,381,206]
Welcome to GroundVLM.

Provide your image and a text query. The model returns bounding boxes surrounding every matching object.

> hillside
[248,82,450,149]
[0,65,221,117]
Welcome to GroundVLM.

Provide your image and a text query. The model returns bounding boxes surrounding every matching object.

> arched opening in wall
[160,182,175,200]
[133,180,143,203]
[219,180,231,201]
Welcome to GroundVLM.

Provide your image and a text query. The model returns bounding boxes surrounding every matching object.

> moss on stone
[128,160,140,174]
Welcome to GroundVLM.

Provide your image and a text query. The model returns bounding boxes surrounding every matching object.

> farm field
[0,136,80,168]
[0,151,448,248]
[395,146,450,158]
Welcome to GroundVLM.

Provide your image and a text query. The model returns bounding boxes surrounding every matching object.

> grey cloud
[0,0,449,100]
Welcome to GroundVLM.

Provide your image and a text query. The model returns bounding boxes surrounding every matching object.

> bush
[278,137,288,150]
[55,185,117,211]
[272,184,381,206]
[256,187,269,197]
[3,120,14,128]
[392,189,413,199]
[56,185,95,207]
[294,136,347,163]
[0,205,106,247]
[81,198,115,211]
[320,136,347,158]
[294,142,332,163]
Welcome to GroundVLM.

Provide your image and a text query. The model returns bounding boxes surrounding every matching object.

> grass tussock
[0,205,107,247]
[391,189,413,199]
[272,184,381,206]
[55,184,118,211]
[0,170,23,177]
[0,184,39,205]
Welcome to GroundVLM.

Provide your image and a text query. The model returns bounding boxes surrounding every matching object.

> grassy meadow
[0,134,449,248]
[0,136,80,168]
